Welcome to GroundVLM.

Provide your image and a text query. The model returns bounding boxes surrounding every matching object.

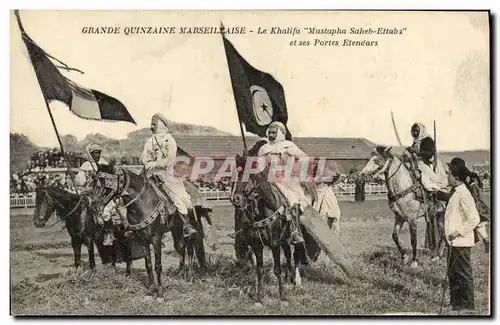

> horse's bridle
[41,186,87,221]
[368,155,422,203]
[232,177,286,234]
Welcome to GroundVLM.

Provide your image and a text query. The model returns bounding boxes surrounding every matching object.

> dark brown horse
[230,152,314,304]
[92,164,207,300]
[33,184,116,269]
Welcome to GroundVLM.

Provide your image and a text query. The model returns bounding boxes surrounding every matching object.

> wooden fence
[10,180,490,209]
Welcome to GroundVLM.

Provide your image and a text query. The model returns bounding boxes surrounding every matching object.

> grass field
[10,198,491,316]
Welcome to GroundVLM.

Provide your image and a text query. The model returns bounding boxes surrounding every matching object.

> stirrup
[290,230,304,244]
[123,231,134,238]
[183,224,197,238]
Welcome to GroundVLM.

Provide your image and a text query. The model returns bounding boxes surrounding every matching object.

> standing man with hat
[444,157,481,313]
[414,135,448,253]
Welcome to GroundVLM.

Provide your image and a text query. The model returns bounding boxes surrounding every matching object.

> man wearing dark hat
[444,157,481,312]
[416,137,448,192]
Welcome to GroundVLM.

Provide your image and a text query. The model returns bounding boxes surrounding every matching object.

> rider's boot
[288,204,304,244]
[179,212,198,238]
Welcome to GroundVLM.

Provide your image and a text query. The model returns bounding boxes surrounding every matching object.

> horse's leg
[292,244,303,288]
[194,233,207,271]
[172,228,187,276]
[408,218,419,268]
[186,238,195,282]
[282,244,293,284]
[432,212,446,261]
[152,235,164,300]
[392,215,408,263]
[254,246,265,304]
[87,239,96,270]
[144,243,156,296]
[71,236,83,270]
[272,246,286,301]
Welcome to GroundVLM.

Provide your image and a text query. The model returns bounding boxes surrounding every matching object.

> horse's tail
[354,176,366,203]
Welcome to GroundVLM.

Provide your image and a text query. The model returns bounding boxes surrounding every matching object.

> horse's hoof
[402,255,410,265]
[430,256,440,263]
[253,302,264,309]
[280,300,290,307]
[142,295,154,302]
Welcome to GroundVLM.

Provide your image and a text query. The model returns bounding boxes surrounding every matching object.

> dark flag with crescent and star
[221,30,291,140]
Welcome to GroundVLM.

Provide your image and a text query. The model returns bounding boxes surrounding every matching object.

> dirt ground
[10,198,491,316]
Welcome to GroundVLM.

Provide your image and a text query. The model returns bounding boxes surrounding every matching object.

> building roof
[175,135,375,160]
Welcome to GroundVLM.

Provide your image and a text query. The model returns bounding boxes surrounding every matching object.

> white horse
[357,146,446,268]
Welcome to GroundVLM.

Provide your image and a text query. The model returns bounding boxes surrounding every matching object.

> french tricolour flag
[18,15,136,125]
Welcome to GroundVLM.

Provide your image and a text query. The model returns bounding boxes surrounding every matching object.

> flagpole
[433,120,437,172]
[15,10,80,195]
[220,21,248,152]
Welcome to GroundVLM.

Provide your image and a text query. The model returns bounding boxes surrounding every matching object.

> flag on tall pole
[14,11,136,124]
[14,10,136,193]
[220,23,291,142]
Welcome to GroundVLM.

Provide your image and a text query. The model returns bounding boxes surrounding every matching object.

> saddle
[400,152,446,219]
[142,177,174,228]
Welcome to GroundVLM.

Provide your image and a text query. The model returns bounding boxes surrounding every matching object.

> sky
[10,10,490,151]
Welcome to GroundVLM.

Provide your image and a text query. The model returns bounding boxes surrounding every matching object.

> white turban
[266,121,286,143]
[152,113,169,134]
[85,143,103,162]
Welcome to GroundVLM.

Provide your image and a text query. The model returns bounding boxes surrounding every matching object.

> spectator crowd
[11,148,491,196]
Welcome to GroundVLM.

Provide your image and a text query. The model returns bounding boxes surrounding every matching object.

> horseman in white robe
[402,122,448,191]
[75,143,108,190]
[257,121,314,244]
[141,113,197,237]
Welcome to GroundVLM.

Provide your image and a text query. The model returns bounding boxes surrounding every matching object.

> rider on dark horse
[255,121,313,244]
[75,143,132,237]
[140,113,198,237]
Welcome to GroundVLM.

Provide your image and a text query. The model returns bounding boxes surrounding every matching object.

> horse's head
[80,193,116,247]
[33,184,55,228]
[230,153,258,208]
[359,146,393,181]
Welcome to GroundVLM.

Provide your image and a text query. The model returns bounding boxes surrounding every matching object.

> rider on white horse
[403,123,448,193]
[257,121,312,244]
[140,113,197,237]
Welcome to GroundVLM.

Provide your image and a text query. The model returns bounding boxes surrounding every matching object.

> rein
[233,177,286,234]
[44,187,86,220]
[383,158,422,203]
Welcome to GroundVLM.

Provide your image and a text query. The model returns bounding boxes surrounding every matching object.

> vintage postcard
[10,10,491,316]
